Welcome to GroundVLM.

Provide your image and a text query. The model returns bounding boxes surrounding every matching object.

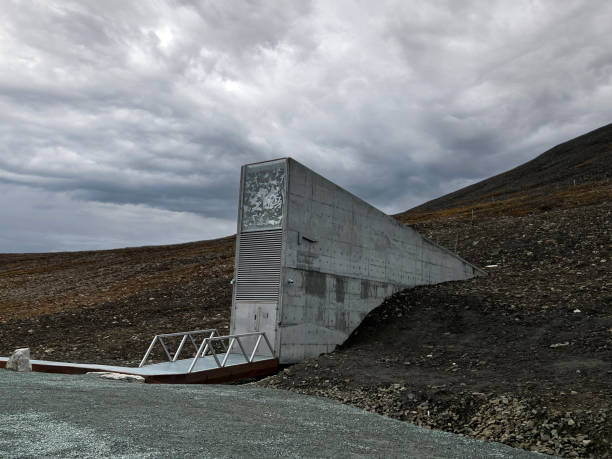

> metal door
[233,302,276,356]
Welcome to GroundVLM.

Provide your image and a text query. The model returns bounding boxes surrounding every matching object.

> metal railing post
[172,335,188,362]
[235,336,250,363]
[261,332,274,356]
[157,337,173,361]
[208,342,222,367]
[188,334,199,352]
[221,338,236,367]
[249,334,263,363]
[188,337,209,373]
[139,336,158,368]
[200,331,216,356]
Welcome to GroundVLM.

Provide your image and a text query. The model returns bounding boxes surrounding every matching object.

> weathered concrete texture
[280,268,396,360]
[279,159,484,363]
[231,158,485,364]
[0,371,544,458]
[6,348,32,372]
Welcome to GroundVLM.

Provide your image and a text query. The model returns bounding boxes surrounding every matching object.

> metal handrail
[187,332,274,373]
[139,328,226,368]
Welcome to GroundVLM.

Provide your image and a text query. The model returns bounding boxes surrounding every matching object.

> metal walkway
[0,329,278,384]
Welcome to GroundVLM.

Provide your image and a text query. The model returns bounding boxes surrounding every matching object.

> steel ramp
[0,330,279,384]
[0,355,278,383]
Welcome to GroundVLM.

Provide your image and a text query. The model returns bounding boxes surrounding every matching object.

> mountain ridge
[397,122,612,222]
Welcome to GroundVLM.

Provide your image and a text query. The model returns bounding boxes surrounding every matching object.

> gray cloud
[1,0,611,252]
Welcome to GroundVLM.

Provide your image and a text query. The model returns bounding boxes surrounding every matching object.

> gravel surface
[0,371,545,458]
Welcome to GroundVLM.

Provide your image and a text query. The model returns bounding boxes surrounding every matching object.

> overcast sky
[1,1,611,253]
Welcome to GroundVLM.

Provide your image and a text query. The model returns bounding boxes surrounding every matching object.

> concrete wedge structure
[231,158,485,364]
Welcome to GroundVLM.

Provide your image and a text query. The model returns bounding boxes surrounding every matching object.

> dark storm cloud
[1,0,612,251]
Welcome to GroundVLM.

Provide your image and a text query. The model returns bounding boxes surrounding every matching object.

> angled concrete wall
[231,158,485,364]
[277,159,484,363]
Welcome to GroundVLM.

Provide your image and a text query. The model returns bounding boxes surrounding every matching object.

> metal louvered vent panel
[235,229,282,301]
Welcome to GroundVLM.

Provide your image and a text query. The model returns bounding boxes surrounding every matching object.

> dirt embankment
[256,200,611,458]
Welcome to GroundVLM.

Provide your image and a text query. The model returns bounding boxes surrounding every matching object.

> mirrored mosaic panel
[241,160,286,232]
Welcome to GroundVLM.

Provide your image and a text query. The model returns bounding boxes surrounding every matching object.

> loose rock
[87,372,145,383]
[6,348,32,372]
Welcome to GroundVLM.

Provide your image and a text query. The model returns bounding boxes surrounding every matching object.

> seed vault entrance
[230,158,485,364]
[230,160,286,357]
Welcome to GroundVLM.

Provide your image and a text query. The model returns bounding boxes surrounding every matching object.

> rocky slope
[256,200,611,458]
[1,124,611,457]
[0,237,235,365]
[254,125,611,458]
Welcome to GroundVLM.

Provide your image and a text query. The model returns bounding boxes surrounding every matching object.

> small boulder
[6,348,32,372]
[86,372,145,383]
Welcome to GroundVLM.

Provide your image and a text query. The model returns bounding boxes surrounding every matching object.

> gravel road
[0,370,546,458]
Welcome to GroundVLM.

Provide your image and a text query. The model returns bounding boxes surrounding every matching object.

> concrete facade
[231,158,485,364]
